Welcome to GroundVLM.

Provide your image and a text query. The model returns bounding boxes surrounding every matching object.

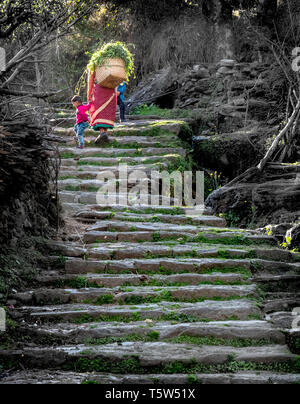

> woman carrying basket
[88,71,117,145]
[87,42,134,146]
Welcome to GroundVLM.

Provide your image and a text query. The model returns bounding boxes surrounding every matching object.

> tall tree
[0,0,99,99]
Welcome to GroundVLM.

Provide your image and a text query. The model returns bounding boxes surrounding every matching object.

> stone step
[54,121,184,136]
[18,320,285,345]
[61,257,300,276]
[59,164,168,178]
[73,211,227,228]
[63,257,252,275]
[83,228,277,245]
[59,147,186,158]
[50,115,166,127]
[0,343,295,372]
[58,135,179,148]
[59,163,168,181]
[46,240,296,262]
[59,154,182,167]
[1,370,300,384]
[36,272,250,288]
[61,202,214,217]
[86,221,214,234]
[13,299,261,323]
[59,191,183,206]
[15,284,256,306]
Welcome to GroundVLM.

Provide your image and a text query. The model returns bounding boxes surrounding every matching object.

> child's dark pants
[117,96,126,122]
[74,121,89,147]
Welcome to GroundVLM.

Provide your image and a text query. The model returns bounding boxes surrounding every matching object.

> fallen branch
[257,96,300,171]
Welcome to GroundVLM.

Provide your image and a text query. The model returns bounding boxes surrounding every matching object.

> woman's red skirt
[90,84,117,130]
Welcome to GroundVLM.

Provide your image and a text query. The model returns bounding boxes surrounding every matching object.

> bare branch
[0,88,67,99]
[257,97,300,171]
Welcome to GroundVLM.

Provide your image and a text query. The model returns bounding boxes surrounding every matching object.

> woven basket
[95,58,127,89]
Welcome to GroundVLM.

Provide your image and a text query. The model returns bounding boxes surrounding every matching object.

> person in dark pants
[117,81,126,123]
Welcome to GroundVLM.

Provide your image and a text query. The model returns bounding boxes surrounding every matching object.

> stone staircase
[1,111,300,384]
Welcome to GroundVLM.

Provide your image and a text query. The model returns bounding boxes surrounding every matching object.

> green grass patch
[72,312,238,325]
[84,334,274,348]
[63,356,300,375]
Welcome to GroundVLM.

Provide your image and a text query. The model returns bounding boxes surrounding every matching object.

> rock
[286,224,300,249]
[217,66,234,75]
[193,128,261,178]
[127,66,179,111]
[232,98,246,106]
[193,67,210,79]
[220,59,236,68]
[195,79,212,94]
[265,223,294,238]
[206,163,300,227]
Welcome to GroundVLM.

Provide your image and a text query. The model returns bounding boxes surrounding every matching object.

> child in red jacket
[72,95,91,149]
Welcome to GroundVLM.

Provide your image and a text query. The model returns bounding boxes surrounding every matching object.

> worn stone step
[58,178,166,192]
[47,239,296,262]
[18,319,285,345]
[0,343,295,372]
[88,244,246,260]
[86,221,204,234]
[15,284,256,306]
[59,154,181,167]
[54,120,184,136]
[61,202,214,217]
[88,243,298,262]
[58,135,179,148]
[59,147,186,158]
[61,257,300,277]
[59,165,168,179]
[36,272,250,288]
[86,221,258,235]
[50,115,167,127]
[1,370,299,384]
[74,211,227,228]
[13,299,261,323]
[45,241,245,260]
[59,191,182,206]
[83,228,277,245]
[63,257,252,275]
[60,162,168,173]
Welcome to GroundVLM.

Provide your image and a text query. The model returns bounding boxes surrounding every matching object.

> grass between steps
[1,355,299,376]
[76,159,168,167]
[58,277,250,289]
[88,232,275,246]
[99,266,252,278]
[71,313,263,325]
[80,293,256,306]
[84,335,276,348]
[60,149,183,159]
[68,356,300,375]
[60,127,180,139]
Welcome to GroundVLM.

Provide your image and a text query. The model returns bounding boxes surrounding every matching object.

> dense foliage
[103,0,259,21]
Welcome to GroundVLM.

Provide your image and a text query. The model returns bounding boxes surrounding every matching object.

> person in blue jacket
[117,81,126,122]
